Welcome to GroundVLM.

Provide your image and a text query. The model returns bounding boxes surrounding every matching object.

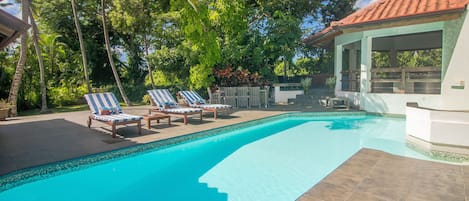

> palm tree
[101,0,131,106]
[71,0,92,94]
[28,1,49,113]
[8,0,29,116]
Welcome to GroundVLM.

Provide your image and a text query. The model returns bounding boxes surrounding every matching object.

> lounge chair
[84,92,142,138]
[147,89,203,125]
[179,90,232,119]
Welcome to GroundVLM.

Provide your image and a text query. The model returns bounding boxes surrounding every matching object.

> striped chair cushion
[92,114,143,123]
[84,93,123,115]
[148,89,179,108]
[195,104,232,109]
[179,91,206,105]
[179,90,232,109]
[160,107,202,114]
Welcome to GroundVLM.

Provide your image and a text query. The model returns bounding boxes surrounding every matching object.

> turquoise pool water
[0,115,430,201]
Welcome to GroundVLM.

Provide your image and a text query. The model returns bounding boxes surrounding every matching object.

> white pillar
[335,45,343,93]
[360,36,372,110]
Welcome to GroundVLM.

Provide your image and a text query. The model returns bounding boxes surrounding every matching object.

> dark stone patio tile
[305,181,353,201]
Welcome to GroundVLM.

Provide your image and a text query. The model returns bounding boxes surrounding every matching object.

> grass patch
[18,105,89,116]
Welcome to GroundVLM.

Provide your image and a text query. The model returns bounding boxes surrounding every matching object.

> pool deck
[1,104,468,200]
[297,149,469,201]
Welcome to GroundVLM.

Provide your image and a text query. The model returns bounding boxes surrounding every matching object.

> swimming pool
[0,113,431,201]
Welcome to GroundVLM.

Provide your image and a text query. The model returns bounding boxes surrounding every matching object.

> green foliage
[372,51,391,68]
[397,49,442,68]
[49,85,88,106]
[325,76,336,90]
[301,77,312,94]
[0,0,356,112]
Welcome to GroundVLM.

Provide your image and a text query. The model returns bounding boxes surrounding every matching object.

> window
[370,31,442,94]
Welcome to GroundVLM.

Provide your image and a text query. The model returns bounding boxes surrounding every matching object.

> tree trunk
[144,37,155,88]
[283,57,287,82]
[101,0,131,106]
[71,0,92,94]
[8,0,29,116]
[29,4,49,113]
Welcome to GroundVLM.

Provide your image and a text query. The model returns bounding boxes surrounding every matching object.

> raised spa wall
[406,103,469,158]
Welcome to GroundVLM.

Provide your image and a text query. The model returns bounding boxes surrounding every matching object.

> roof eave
[304,28,342,48]
[0,9,30,49]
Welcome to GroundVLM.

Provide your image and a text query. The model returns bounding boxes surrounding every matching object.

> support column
[360,36,372,110]
[349,48,357,91]
[335,45,343,93]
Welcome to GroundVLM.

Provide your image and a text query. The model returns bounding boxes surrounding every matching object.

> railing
[370,67,441,94]
[341,69,361,92]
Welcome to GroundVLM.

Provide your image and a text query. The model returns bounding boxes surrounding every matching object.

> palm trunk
[71,0,92,94]
[144,37,155,88]
[29,4,49,113]
[101,0,131,106]
[8,0,29,116]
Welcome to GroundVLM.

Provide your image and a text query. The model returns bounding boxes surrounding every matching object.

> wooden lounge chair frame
[84,93,142,138]
[147,89,203,125]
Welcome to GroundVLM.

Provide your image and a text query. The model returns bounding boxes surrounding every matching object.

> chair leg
[200,112,203,122]
[184,114,188,125]
[111,124,117,138]
[137,120,142,135]
[213,109,217,119]
[87,117,92,128]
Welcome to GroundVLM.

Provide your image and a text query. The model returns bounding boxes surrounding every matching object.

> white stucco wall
[438,11,469,111]
[406,106,469,149]
[333,11,469,115]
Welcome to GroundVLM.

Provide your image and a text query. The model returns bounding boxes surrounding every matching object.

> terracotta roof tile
[340,0,469,26]
[305,0,469,46]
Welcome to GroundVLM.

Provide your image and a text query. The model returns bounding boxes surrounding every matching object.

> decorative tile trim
[406,141,469,163]
[0,112,367,192]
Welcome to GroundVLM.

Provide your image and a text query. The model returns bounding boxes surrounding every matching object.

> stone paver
[297,149,469,201]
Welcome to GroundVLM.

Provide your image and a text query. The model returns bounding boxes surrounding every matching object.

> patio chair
[147,89,203,125]
[248,87,261,108]
[179,90,232,119]
[236,87,249,108]
[84,92,142,138]
[222,87,237,107]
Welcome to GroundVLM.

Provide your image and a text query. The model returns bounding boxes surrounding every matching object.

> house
[0,9,30,49]
[305,0,469,115]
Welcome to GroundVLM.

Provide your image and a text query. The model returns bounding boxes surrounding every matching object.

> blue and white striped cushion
[195,104,232,109]
[148,89,179,108]
[92,114,143,123]
[160,107,202,114]
[84,93,123,114]
[179,90,232,109]
[179,91,206,105]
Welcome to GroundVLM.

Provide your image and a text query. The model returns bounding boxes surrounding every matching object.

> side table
[143,114,171,129]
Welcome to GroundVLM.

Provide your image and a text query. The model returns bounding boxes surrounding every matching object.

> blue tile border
[0,111,367,192]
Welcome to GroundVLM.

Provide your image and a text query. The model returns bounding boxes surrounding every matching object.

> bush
[300,77,312,94]
[325,76,336,90]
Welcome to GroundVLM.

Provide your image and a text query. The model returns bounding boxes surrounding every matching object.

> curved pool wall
[0,112,366,192]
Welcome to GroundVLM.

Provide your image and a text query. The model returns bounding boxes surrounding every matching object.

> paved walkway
[298,149,469,201]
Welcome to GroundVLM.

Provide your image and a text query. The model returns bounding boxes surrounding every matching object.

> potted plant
[300,77,312,95]
[0,99,12,120]
[325,76,336,92]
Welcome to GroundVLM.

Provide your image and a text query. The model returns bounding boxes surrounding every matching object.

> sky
[354,0,378,9]
[1,0,19,17]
